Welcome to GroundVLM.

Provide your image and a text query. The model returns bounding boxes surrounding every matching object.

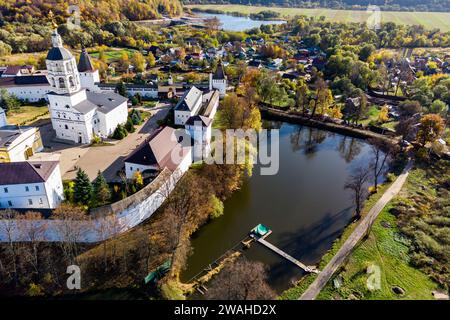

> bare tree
[204,17,222,35]
[345,167,370,220]
[94,215,122,271]
[17,211,48,275]
[368,138,397,192]
[0,209,19,283]
[165,172,201,278]
[205,257,275,300]
[52,204,89,264]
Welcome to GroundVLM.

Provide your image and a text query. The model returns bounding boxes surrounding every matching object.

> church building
[46,29,128,144]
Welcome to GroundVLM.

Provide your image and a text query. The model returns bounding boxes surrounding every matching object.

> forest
[182,0,450,12]
[0,0,183,24]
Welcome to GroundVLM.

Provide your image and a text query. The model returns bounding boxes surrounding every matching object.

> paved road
[300,160,413,300]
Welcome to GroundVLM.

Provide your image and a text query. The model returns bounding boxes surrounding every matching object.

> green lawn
[6,105,49,126]
[187,4,450,32]
[89,48,138,63]
[317,202,437,300]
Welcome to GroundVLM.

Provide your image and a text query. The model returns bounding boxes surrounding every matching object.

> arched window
[69,76,75,88]
[59,78,66,88]
[51,78,55,87]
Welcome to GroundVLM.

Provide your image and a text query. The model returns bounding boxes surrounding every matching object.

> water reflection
[182,122,376,293]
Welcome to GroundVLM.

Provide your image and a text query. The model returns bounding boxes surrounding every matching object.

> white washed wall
[0,153,191,243]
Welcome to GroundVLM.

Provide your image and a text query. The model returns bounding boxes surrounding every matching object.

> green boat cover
[144,260,171,284]
[252,224,270,237]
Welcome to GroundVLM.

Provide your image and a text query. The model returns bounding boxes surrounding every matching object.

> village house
[0,123,44,163]
[124,126,192,179]
[0,160,64,209]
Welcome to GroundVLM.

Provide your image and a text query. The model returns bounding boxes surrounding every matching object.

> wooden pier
[251,233,319,274]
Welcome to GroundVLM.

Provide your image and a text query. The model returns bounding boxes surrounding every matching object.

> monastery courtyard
[30,103,171,182]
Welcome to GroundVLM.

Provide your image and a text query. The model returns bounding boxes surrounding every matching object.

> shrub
[386,173,396,182]
[209,195,224,219]
[112,124,128,139]
[125,118,135,133]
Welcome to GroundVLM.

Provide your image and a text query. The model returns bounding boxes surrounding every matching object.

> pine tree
[73,169,92,205]
[93,171,111,206]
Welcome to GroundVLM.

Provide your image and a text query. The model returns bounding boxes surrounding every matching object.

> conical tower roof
[77,47,95,72]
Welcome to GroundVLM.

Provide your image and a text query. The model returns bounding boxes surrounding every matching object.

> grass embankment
[6,105,49,126]
[187,4,450,32]
[279,182,394,300]
[281,160,446,300]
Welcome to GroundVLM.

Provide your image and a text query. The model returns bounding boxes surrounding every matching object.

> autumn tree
[416,114,445,147]
[378,105,389,123]
[147,52,156,67]
[310,78,333,118]
[163,172,204,278]
[205,257,275,300]
[131,51,146,73]
[295,78,309,113]
[345,167,369,219]
[133,170,144,190]
[220,93,261,131]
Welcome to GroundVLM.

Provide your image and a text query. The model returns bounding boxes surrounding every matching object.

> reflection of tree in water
[304,127,327,158]
[337,136,363,163]
[289,126,304,152]
[289,127,328,156]
[264,120,283,130]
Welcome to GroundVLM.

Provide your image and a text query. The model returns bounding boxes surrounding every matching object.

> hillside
[0,0,183,25]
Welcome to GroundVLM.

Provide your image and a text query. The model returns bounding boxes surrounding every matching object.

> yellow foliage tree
[378,105,389,123]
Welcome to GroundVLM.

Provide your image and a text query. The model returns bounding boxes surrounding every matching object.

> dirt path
[300,160,413,300]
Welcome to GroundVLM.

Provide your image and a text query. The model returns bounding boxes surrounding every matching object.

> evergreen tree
[112,124,128,139]
[73,169,92,205]
[93,171,111,206]
[125,117,135,133]
[116,82,127,97]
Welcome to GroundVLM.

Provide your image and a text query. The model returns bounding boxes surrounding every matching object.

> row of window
[3,186,40,193]
[0,198,44,208]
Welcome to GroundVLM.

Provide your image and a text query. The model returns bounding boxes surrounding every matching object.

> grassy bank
[187,4,450,32]
[281,159,448,300]
[279,182,393,299]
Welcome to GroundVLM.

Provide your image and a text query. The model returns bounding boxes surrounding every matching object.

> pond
[181,122,380,293]
[198,12,286,32]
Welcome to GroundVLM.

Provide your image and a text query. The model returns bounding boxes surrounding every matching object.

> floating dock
[250,224,320,274]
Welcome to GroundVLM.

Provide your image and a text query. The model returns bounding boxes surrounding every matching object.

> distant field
[187,4,450,32]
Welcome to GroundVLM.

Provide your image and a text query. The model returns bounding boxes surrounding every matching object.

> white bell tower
[45,29,81,95]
